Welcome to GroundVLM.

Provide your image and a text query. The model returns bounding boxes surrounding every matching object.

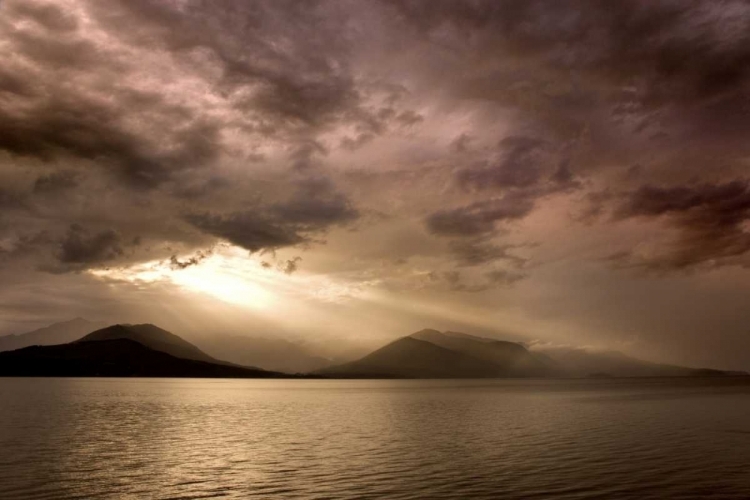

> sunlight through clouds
[91,247,276,309]
[89,245,377,311]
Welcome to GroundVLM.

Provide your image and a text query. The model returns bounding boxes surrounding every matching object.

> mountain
[319,336,506,378]
[4,321,741,379]
[410,329,557,377]
[77,324,219,364]
[320,328,744,379]
[0,318,107,352]
[531,346,738,378]
[0,338,282,378]
[191,334,334,374]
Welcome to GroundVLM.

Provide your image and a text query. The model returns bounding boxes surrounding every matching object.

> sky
[1,0,749,370]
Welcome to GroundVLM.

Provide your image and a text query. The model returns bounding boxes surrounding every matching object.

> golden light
[90,246,277,310]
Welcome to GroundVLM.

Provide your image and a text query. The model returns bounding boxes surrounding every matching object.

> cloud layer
[1,0,750,368]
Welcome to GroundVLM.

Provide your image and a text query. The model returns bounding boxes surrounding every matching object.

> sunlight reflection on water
[0,377,749,499]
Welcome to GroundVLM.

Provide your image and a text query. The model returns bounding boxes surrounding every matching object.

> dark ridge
[410,329,558,377]
[320,328,745,379]
[0,317,107,352]
[77,323,220,364]
[0,338,286,378]
[319,336,504,378]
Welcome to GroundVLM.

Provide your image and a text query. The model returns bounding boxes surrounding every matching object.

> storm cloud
[612,180,750,270]
[55,225,124,270]
[2,0,750,369]
[426,195,536,238]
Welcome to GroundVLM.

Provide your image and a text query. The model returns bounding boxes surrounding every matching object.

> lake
[1,377,749,499]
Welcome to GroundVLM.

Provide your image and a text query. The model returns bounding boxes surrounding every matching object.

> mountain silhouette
[319,336,505,378]
[532,346,739,378]
[320,328,744,379]
[0,318,107,352]
[0,338,281,378]
[76,324,219,363]
[410,329,557,377]
[2,321,743,379]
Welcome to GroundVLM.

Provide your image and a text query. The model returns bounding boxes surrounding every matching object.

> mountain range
[527,345,738,378]
[0,318,107,352]
[0,323,281,378]
[77,324,219,364]
[188,333,335,374]
[0,320,744,378]
[319,329,742,379]
[0,319,344,374]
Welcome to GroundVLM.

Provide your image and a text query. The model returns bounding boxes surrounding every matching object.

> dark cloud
[425,195,535,238]
[279,257,302,275]
[573,189,616,224]
[612,180,750,270]
[0,230,52,261]
[91,1,356,109]
[170,176,231,200]
[250,70,358,128]
[256,256,302,274]
[389,0,750,272]
[169,249,213,270]
[1,0,750,369]
[3,0,750,276]
[386,0,750,107]
[438,268,526,292]
[394,110,424,127]
[7,2,79,33]
[484,268,527,286]
[451,133,472,153]
[454,135,581,221]
[458,136,549,190]
[185,212,305,254]
[0,0,388,190]
[0,91,222,188]
[449,239,528,267]
[619,181,750,220]
[56,224,123,268]
[0,0,375,274]
[289,141,328,170]
[187,177,359,253]
[340,133,376,152]
[339,106,423,151]
[271,177,359,227]
[0,189,26,210]
[33,171,78,194]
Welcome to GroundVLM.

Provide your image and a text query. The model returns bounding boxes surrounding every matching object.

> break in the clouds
[1,0,750,370]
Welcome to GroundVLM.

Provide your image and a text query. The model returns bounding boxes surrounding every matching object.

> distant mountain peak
[320,335,504,378]
[77,323,219,364]
[321,328,556,378]
[52,317,96,326]
[0,317,107,353]
[410,329,499,344]
[0,337,280,378]
[411,328,442,336]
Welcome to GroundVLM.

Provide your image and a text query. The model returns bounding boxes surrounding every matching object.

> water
[0,378,749,499]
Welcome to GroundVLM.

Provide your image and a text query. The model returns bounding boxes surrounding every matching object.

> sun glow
[170,261,275,309]
[90,246,277,309]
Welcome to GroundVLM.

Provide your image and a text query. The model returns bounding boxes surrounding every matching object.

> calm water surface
[1,377,749,499]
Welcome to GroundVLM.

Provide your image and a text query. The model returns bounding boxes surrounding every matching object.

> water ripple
[0,377,749,499]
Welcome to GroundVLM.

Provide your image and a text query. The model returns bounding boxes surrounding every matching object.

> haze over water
[1,378,749,499]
